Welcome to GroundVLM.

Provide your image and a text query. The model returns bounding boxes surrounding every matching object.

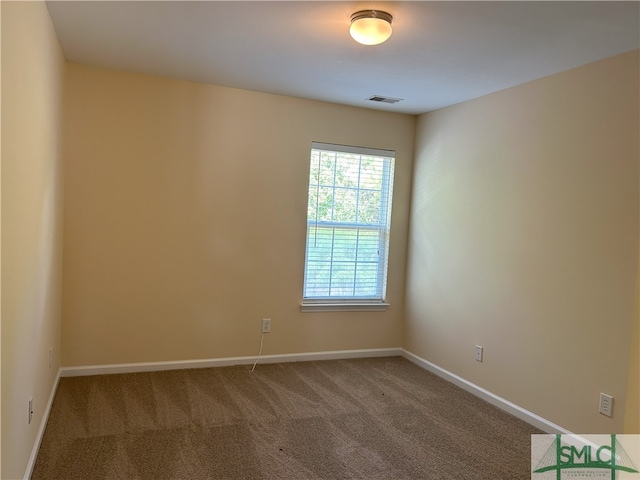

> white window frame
[301,142,395,312]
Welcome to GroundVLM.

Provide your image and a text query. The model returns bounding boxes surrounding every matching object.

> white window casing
[302,142,395,311]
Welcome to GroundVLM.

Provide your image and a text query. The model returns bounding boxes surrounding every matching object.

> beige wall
[61,64,415,367]
[405,50,639,434]
[624,249,639,433]
[1,2,65,478]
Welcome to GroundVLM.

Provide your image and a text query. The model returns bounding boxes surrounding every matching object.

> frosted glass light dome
[349,10,393,46]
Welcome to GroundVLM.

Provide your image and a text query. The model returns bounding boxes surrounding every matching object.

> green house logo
[533,434,639,479]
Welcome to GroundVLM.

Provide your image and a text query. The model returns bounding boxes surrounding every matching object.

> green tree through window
[303,142,395,301]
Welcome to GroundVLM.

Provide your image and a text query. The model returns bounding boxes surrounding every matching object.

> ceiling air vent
[366,95,403,104]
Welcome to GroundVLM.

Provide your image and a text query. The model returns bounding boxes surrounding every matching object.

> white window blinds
[303,142,395,302]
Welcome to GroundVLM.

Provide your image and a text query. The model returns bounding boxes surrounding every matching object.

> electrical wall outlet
[28,397,33,424]
[475,345,483,362]
[599,393,613,417]
[262,318,271,333]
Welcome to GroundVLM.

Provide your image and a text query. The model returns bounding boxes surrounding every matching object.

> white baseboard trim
[60,347,403,377]
[400,349,571,435]
[24,368,61,480]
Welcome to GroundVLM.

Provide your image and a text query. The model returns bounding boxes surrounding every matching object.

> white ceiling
[46,1,639,115]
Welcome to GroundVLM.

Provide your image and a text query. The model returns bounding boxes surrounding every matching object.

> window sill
[300,302,390,313]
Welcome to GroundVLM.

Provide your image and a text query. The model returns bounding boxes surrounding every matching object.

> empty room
[2,1,639,479]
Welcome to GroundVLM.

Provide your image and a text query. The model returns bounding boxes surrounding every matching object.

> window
[302,142,395,310]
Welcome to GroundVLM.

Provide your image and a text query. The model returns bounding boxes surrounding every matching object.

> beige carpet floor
[32,356,541,479]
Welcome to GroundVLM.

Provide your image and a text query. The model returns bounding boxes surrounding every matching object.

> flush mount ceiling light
[349,10,393,46]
